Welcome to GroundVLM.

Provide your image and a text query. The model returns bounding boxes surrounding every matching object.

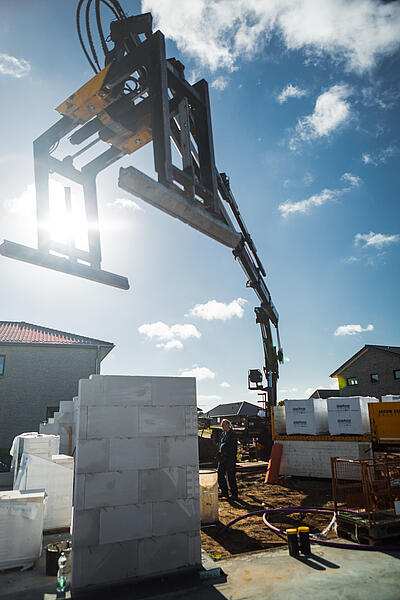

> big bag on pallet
[10,432,60,486]
[14,453,73,530]
[0,490,45,570]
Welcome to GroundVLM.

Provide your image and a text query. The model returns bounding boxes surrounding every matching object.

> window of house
[347,377,358,386]
[394,370,400,380]
[0,355,5,376]
[370,373,379,383]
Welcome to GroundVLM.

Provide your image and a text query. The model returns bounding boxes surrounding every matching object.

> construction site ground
[201,470,335,560]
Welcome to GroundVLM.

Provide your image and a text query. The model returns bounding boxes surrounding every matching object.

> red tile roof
[0,321,113,347]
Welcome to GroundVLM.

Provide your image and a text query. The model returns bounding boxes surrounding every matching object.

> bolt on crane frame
[0,2,283,406]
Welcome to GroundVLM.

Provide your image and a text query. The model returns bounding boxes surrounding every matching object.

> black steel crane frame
[0,11,283,405]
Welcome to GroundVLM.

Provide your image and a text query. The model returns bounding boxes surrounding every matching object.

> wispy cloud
[220,381,231,388]
[138,321,201,350]
[211,76,229,91]
[355,232,400,249]
[143,1,400,74]
[180,366,215,380]
[0,53,30,78]
[278,172,360,217]
[290,85,351,150]
[361,145,398,167]
[107,198,144,211]
[187,298,247,320]
[334,324,374,336]
[277,84,307,104]
[5,183,35,216]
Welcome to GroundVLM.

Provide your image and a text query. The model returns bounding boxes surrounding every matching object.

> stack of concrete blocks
[39,400,74,455]
[279,440,372,479]
[382,395,400,402]
[327,396,378,435]
[0,490,46,570]
[272,405,286,435]
[71,375,201,592]
[14,453,74,530]
[284,399,329,435]
[10,433,60,486]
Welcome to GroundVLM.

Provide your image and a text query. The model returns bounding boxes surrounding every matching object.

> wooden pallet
[337,512,400,546]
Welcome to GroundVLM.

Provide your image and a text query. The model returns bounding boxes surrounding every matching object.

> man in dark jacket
[217,419,238,499]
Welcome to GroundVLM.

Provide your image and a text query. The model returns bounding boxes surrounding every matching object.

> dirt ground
[201,471,335,560]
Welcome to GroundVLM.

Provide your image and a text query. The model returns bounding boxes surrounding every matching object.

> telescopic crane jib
[0,1,283,406]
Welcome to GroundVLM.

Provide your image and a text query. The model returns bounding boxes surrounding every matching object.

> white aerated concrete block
[84,471,139,509]
[327,396,378,435]
[87,406,139,439]
[99,504,152,544]
[76,439,109,474]
[152,500,201,536]
[138,534,194,576]
[151,377,196,406]
[285,399,328,435]
[139,406,185,436]
[73,509,100,547]
[160,436,199,468]
[139,467,187,502]
[279,440,373,478]
[110,438,159,471]
[72,541,138,589]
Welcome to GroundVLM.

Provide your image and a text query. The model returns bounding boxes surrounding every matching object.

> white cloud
[278,172,361,217]
[334,323,374,336]
[277,84,307,104]
[341,172,361,188]
[187,298,247,320]
[198,395,221,404]
[355,232,400,249]
[0,53,30,78]
[180,366,216,380]
[290,84,351,150]
[5,183,35,216]
[143,1,400,74]
[107,198,144,211]
[138,321,201,350]
[303,172,314,186]
[361,145,398,166]
[211,76,229,90]
[343,256,360,264]
[220,381,231,388]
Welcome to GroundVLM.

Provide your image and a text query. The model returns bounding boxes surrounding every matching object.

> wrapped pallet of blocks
[10,432,60,486]
[71,375,201,592]
[284,399,328,435]
[0,490,45,570]
[14,453,74,530]
[327,396,378,435]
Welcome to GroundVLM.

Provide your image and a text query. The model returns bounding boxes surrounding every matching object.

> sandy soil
[201,471,335,560]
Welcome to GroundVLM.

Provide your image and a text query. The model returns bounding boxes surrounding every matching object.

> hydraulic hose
[223,506,400,552]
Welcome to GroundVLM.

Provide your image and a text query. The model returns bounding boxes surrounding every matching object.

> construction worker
[217,419,238,499]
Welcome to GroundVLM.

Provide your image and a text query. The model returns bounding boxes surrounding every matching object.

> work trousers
[218,459,238,497]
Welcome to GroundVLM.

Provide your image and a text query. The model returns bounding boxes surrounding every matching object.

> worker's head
[221,419,232,432]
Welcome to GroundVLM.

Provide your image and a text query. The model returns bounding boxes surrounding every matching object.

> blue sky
[1,0,400,411]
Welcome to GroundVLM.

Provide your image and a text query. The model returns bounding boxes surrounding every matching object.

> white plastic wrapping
[0,490,45,570]
[10,433,60,485]
[14,453,73,530]
[327,396,379,435]
[284,399,328,435]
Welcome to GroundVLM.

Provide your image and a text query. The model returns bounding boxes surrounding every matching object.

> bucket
[45,541,71,576]
[199,468,218,525]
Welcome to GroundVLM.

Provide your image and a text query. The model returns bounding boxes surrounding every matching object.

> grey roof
[330,344,400,377]
[308,389,340,399]
[206,401,261,418]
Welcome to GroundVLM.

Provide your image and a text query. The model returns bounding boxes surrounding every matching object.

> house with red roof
[0,321,114,448]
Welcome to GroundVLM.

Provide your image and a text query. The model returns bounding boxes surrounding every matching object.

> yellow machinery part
[56,64,115,123]
[98,98,153,154]
[368,401,400,444]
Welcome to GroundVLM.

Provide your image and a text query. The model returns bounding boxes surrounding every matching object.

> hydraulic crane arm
[218,173,283,405]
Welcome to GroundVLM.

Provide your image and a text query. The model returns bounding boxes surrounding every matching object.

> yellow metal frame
[56,64,113,123]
